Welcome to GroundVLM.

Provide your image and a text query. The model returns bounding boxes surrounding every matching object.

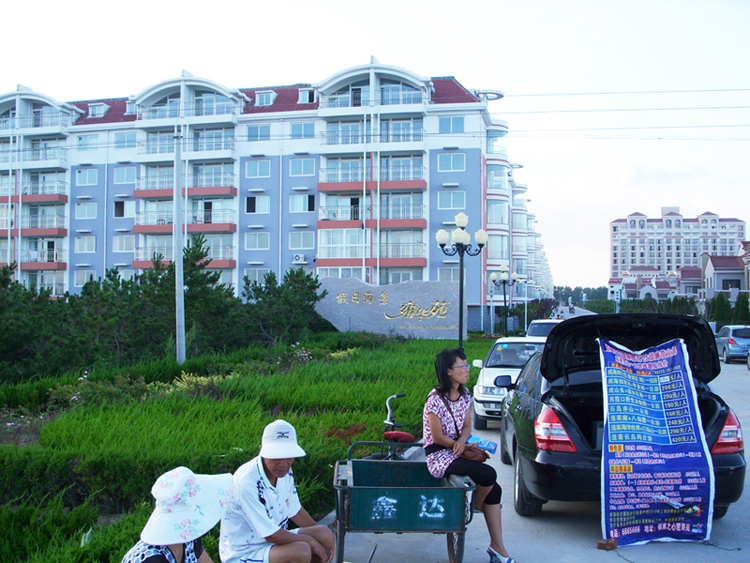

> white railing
[379,242,425,259]
[319,205,370,221]
[205,245,235,260]
[136,177,175,191]
[188,172,236,188]
[322,128,424,145]
[20,214,66,229]
[134,246,174,261]
[189,102,236,117]
[319,165,425,184]
[320,90,424,109]
[20,249,66,262]
[189,209,236,224]
[138,105,180,120]
[192,137,235,151]
[317,246,370,259]
[135,211,173,226]
[380,204,425,220]
[23,180,68,195]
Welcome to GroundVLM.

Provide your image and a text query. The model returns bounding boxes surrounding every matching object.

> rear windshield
[732,328,750,338]
[527,322,558,337]
[487,342,545,368]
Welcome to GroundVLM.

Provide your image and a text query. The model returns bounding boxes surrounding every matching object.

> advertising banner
[598,338,714,546]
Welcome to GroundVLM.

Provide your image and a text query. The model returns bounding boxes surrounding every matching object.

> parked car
[471,337,546,430]
[521,319,562,338]
[715,325,750,364]
[496,314,745,519]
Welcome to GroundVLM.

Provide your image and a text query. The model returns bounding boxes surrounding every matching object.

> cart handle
[346,440,424,460]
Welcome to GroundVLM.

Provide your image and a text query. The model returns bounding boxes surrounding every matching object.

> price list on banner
[598,338,714,546]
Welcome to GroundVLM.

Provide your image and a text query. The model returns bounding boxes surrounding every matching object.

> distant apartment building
[1,60,551,330]
[610,207,746,278]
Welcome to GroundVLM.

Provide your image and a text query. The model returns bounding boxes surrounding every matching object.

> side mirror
[494,375,513,387]
[472,359,483,369]
[518,331,527,337]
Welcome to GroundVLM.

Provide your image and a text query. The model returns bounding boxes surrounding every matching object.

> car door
[504,353,543,462]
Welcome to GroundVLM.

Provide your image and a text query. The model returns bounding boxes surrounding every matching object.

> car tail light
[711,410,744,455]
[727,337,737,345]
[535,406,577,452]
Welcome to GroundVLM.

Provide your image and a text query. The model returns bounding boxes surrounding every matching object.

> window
[439,116,464,134]
[256,92,273,106]
[88,104,106,118]
[298,89,315,104]
[438,153,465,172]
[77,168,98,186]
[291,123,315,139]
[248,125,270,141]
[75,202,97,219]
[75,235,96,253]
[246,160,270,178]
[290,158,315,176]
[246,195,270,214]
[245,231,270,250]
[487,234,509,260]
[318,228,370,259]
[290,194,315,212]
[114,166,136,184]
[113,235,135,252]
[289,231,314,249]
[437,190,465,209]
[244,267,270,284]
[114,200,136,218]
[78,135,98,152]
[75,269,96,287]
[438,267,460,282]
[316,267,365,280]
[115,132,136,149]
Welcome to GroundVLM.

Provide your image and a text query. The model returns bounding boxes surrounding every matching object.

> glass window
[437,190,465,209]
[76,168,98,186]
[439,116,464,134]
[290,231,314,249]
[246,196,270,214]
[114,132,136,149]
[113,235,135,252]
[244,267,270,284]
[245,231,270,250]
[291,123,315,139]
[290,158,315,176]
[78,135,98,152]
[114,200,136,218]
[248,125,270,141]
[114,166,136,184]
[438,267,460,282]
[487,200,508,225]
[75,269,96,287]
[438,153,465,172]
[256,92,273,106]
[290,194,315,213]
[246,160,271,178]
[487,234,509,260]
[75,235,96,253]
[75,202,97,219]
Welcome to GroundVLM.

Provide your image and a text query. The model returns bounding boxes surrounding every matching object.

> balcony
[203,245,236,268]
[134,177,175,198]
[320,90,424,109]
[318,165,427,192]
[380,242,425,259]
[187,209,237,233]
[20,147,68,169]
[20,214,67,236]
[19,248,67,270]
[185,102,238,126]
[134,211,173,234]
[19,180,68,203]
[321,128,424,146]
[318,204,425,222]
[187,137,236,161]
[134,246,174,267]
[1,111,72,134]
[187,172,237,197]
[0,249,16,265]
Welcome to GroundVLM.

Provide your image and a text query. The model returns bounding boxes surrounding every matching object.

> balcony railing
[20,249,66,262]
[189,209,236,224]
[320,90,424,109]
[140,141,175,155]
[135,211,173,226]
[192,137,235,152]
[23,180,68,195]
[0,249,16,262]
[138,105,180,120]
[30,282,65,296]
[25,147,68,162]
[0,218,14,229]
[319,204,425,221]
[317,246,369,259]
[20,214,66,229]
[136,177,175,191]
[188,172,236,188]
[381,204,425,220]
[320,165,425,183]
[188,102,236,117]
[205,245,235,260]
[135,246,174,261]
[0,112,71,130]
[379,242,425,259]
[322,128,424,146]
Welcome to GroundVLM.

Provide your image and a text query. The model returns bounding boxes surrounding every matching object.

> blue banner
[598,338,714,546]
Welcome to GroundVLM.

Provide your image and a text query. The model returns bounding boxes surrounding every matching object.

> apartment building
[0,60,551,328]
[610,207,746,278]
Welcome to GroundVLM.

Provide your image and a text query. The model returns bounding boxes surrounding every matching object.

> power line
[497,106,750,115]
[508,88,750,97]
[512,123,750,133]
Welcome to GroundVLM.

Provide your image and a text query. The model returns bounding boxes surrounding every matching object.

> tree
[732,293,750,324]
[708,293,732,327]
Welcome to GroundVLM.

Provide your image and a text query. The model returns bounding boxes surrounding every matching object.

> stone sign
[315,277,464,340]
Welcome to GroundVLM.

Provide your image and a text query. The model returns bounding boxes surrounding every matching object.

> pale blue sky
[3,0,748,287]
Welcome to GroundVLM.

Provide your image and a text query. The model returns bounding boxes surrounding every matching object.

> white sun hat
[140,466,234,545]
[260,419,306,459]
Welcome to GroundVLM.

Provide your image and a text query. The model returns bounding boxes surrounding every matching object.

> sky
[3,0,748,288]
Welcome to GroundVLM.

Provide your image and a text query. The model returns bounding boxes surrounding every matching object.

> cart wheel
[446,531,465,563]
[334,518,346,563]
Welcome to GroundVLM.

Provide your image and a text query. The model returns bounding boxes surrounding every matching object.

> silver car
[472,336,546,429]
[715,325,750,364]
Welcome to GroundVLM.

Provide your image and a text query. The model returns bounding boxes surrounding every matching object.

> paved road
[332,361,749,563]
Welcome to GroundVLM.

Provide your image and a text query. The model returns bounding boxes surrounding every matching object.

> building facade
[1,61,551,329]
[610,207,746,279]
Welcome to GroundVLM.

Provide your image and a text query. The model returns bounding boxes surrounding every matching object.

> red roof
[71,98,136,125]
[239,84,317,114]
[678,267,702,280]
[708,256,744,270]
[430,77,481,104]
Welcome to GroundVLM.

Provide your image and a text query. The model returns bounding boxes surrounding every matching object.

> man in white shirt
[220,419,334,563]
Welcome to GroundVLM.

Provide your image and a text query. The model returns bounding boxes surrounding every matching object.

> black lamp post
[436,212,488,352]
[490,264,518,336]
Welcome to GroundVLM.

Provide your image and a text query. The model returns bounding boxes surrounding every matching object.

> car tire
[513,451,543,517]
[723,348,731,364]
[747,355,750,371]
[499,429,511,465]
[473,405,488,430]
[713,504,729,519]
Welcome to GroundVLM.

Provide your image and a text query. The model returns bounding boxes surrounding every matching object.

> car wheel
[513,451,543,517]
[747,354,750,371]
[473,405,487,430]
[499,428,511,465]
[723,348,731,364]
[713,504,729,519]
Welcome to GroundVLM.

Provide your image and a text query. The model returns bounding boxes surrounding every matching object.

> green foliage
[583,299,615,314]
[708,292,733,324]
[617,297,699,315]
[732,292,750,323]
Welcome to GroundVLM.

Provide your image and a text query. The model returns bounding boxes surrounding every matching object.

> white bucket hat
[140,466,234,545]
[260,419,306,459]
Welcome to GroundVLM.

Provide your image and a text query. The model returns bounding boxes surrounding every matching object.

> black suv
[496,314,746,518]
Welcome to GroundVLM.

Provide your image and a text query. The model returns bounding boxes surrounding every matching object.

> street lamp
[523,278,533,333]
[436,212,488,351]
[490,264,518,336]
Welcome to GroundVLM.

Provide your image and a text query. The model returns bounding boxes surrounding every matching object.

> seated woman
[423,348,518,563]
[121,466,234,563]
